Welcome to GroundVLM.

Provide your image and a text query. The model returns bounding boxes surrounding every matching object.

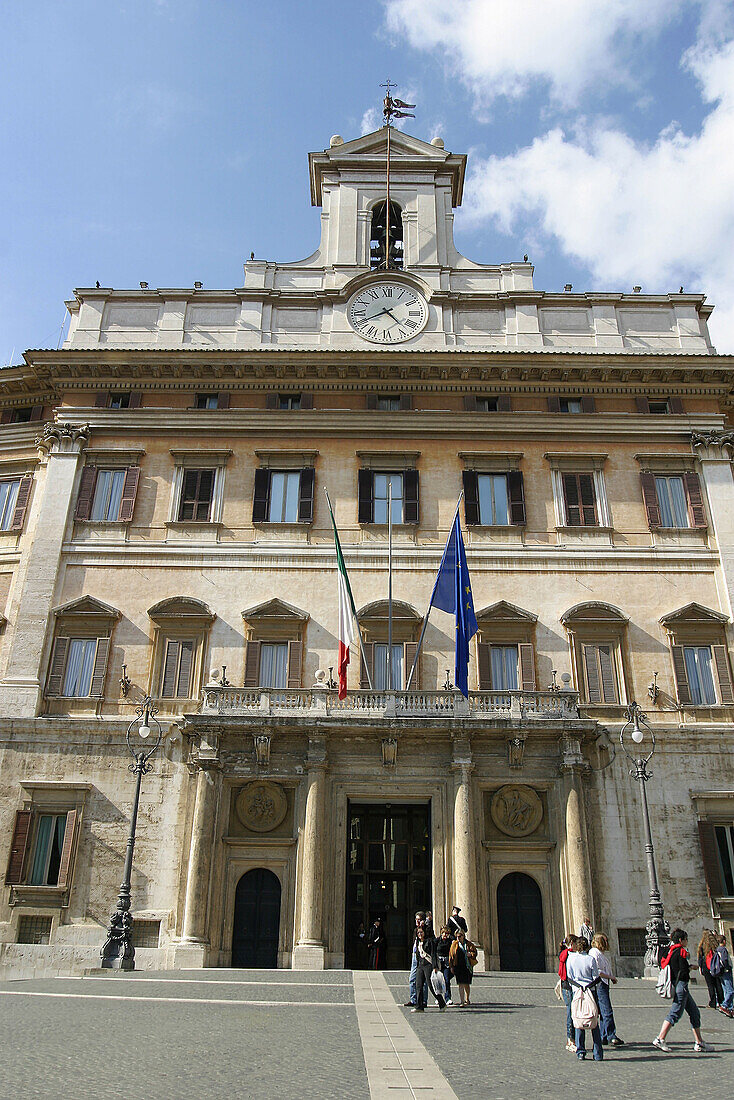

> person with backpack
[566,936,603,1061]
[590,933,624,1046]
[653,928,710,1053]
[712,934,734,1017]
[697,929,723,1009]
[558,935,578,1052]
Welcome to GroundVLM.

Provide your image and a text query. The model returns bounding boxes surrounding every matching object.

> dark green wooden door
[497,872,545,971]
[232,868,281,968]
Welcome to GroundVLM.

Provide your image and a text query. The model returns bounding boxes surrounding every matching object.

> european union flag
[429,512,478,696]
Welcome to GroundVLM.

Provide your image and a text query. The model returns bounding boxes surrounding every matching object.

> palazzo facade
[1,128,733,977]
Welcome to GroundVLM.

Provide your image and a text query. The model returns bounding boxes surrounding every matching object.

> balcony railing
[199,686,580,720]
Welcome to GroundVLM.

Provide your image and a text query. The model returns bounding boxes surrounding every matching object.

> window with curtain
[0,479,20,530]
[259,642,289,688]
[559,398,582,413]
[90,469,126,522]
[477,473,509,525]
[373,643,403,690]
[62,638,97,697]
[268,471,300,522]
[278,394,302,410]
[29,813,67,886]
[489,645,519,690]
[195,393,219,409]
[373,473,403,524]
[683,645,717,704]
[655,476,689,527]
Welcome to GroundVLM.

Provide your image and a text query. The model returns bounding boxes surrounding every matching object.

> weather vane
[377,82,416,269]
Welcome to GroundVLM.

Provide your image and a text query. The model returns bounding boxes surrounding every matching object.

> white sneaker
[694,1042,711,1053]
[653,1037,671,1052]
[446,998,453,1005]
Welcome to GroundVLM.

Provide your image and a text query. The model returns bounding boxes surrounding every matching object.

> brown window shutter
[366,394,378,410]
[127,392,142,409]
[508,470,526,525]
[118,466,141,522]
[583,645,602,702]
[47,636,70,696]
[463,395,477,411]
[404,642,418,689]
[9,474,33,532]
[252,468,270,523]
[400,394,412,411]
[56,809,78,890]
[635,396,650,413]
[0,410,13,424]
[5,809,32,885]
[161,639,180,697]
[265,393,278,410]
[298,467,315,523]
[547,395,561,413]
[518,643,536,691]
[562,473,580,526]
[497,394,512,412]
[89,637,110,697]
[299,392,313,410]
[30,405,44,421]
[358,469,373,524]
[712,644,734,703]
[287,640,302,688]
[579,474,597,525]
[671,644,691,704]
[477,642,491,689]
[698,820,724,898]
[177,639,194,697]
[244,640,261,688]
[683,471,707,528]
[598,644,619,704]
[95,391,110,408]
[640,471,661,528]
[668,396,684,414]
[463,471,480,525]
[75,466,97,521]
[403,468,419,524]
[217,392,230,410]
[580,396,596,413]
[360,642,374,689]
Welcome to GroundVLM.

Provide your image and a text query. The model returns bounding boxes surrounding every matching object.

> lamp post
[100,696,162,970]
[619,701,669,973]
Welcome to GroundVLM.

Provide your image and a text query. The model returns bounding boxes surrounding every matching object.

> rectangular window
[133,920,162,949]
[475,397,499,413]
[477,473,509,525]
[178,469,215,521]
[683,646,717,704]
[559,398,582,413]
[17,915,53,945]
[29,813,67,886]
[648,400,670,415]
[195,393,219,410]
[374,643,403,690]
[655,476,689,527]
[108,393,132,409]
[90,469,126,522]
[373,472,403,524]
[715,825,734,895]
[489,645,519,690]
[582,643,620,703]
[268,471,300,523]
[562,473,597,526]
[0,479,21,530]
[259,642,289,688]
[279,394,301,411]
[160,639,195,698]
[617,928,647,956]
[376,396,401,411]
[62,638,97,697]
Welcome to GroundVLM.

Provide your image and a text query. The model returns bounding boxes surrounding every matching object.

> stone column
[175,735,222,968]
[293,736,328,969]
[691,431,734,619]
[560,735,594,935]
[0,423,89,716]
[451,736,482,966]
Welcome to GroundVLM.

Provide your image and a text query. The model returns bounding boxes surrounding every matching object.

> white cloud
[361,107,380,135]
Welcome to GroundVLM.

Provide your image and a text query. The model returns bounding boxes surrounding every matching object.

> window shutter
[712,644,734,703]
[47,636,70,696]
[360,642,374,689]
[463,471,480,525]
[127,392,142,409]
[635,396,650,414]
[358,469,373,524]
[244,640,261,688]
[299,392,313,410]
[562,473,580,526]
[671,644,691,704]
[547,395,561,412]
[519,643,536,690]
[161,640,180,697]
[598,644,619,704]
[9,474,33,532]
[580,474,597,525]
[366,394,378,410]
[298,467,315,523]
[400,394,412,411]
[580,396,596,413]
[217,392,230,410]
[177,639,194,697]
[265,394,278,410]
[683,471,707,528]
[697,820,724,898]
[0,410,13,424]
[75,466,97,522]
[668,396,684,414]
[4,809,32,885]
[117,466,141,522]
[89,637,110,696]
[95,391,110,408]
[463,395,477,411]
[497,394,512,412]
[508,470,526,525]
[404,642,418,689]
[477,642,491,689]
[640,471,661,528]
[56,810,78,890]
[403,468,419,524]
[287,640,302,688]
[30,405,44,421]
[252,469,270,523]
[583,645,602,702]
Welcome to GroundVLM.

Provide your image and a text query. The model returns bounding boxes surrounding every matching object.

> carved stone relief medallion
[236,781,288,833]
[490,784,543,838]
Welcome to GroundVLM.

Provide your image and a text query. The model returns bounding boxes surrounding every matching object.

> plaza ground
[0,968,731,1099]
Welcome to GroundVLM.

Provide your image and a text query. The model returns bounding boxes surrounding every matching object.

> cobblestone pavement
[0,969,731,1100]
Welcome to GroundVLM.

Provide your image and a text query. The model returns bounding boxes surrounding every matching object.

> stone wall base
[292,943,326,969]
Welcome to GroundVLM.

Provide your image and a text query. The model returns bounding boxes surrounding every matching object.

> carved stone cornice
[691,430,734,461]
[559,734,591,774]
[36,421,89,456]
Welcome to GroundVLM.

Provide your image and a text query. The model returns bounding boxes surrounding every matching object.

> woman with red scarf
[653,929,710,1053]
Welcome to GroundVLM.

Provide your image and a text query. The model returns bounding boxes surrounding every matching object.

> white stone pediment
[476,600,537,624]
[659,602,729,627]
[241,598,309,625]
[53,595,120,621]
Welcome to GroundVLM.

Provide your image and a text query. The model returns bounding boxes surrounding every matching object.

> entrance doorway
[497,872,546,971]
[232,867,281,968]
[345,803,431,970]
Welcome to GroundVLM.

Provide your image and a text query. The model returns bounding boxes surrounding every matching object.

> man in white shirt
[566,945,603,1060]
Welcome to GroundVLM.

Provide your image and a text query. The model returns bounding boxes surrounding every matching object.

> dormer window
[370,200,403,270]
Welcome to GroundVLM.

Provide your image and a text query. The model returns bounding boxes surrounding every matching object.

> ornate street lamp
[100,696,162,970]
[619,701,669,972]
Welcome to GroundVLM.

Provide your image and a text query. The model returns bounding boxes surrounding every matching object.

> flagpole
[324,487,374,691]
[387,480,393,691]
[405,492,464,692]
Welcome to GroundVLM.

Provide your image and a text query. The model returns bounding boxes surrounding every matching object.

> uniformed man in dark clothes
[448,905,468,938]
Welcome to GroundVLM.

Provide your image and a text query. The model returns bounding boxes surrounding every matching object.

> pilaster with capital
[451,735,481,959]
[559,735,594,935]
[176,734,222,966]
[691,430,734,621]
[293,734,328,969]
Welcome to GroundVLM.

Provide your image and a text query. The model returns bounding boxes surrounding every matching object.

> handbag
[554,978,563,1001]
[570,983,600,1029]
[431,971,447,998]
[656,964,673,999]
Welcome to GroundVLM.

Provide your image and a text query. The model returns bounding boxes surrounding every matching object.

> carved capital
[36,422,90,456]
[559,734,590,773]
[691,430,734,461]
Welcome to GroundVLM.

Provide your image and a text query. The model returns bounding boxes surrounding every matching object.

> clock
[347,281,428,344]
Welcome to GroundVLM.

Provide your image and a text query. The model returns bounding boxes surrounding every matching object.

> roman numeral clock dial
[347,281,429,344]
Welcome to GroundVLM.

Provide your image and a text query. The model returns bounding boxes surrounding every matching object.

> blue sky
[2,0,733,359]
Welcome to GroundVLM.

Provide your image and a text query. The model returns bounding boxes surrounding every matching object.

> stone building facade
[0,128,733,977]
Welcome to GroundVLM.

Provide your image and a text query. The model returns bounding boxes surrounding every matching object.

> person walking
[558,935,577,1052]
[449,928,475,1007]
[368,916,387,969]
[448,905,468,938]
[404,912,427,1008]
[653,928,710,1053]
[697,929,723,1009]
[714,935,734,1017]
[589,933,624,1046]
[424,910,434,938]
[579,916,594,945]
[566,937,603,1061]
[411,926,446,1013]
[436,926,454,1005]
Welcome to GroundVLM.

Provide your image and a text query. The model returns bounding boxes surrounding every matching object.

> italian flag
[328,498,357,699]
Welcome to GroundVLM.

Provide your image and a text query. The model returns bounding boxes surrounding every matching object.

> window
[75,466,140,523]
[279,394,301,411]
[29,813,67,885]
[682,646,717,704]
[548,396,595,413]
[639,470,706,530]
[562,473,597,526]
[662,604,734,706]
[17,915,52,945]
[562,602,628,706]
[149,596,214,704]
[374,643,403,690]
[268,472,300,522]
[265,393,313,410]
[715,825,734,895]
[463,469,525,527]
[617,928,647,957]
[1,406,44,424]
[252,466,315,524]
[377,396,400,412]
[478,474,509,525]
[374,472,403,524]
[47,635,110,698]
[5,799,82,894]
[486,645,519,690]
[655,476,688,527]
[0,479,20,529]
[259,642,289,688]
[463,395,512,412]
[635,396,684,415]
[243,636,303,689]
[160,639,195,698]
[358,467,419,525]
[110,393,132,409]
[62,639,97,697]
[360,640,417,689]
[178,469,214,521]
[133,920,161,949]
[196,393,219,410]
[91,470,126,521]
[581,643,619,703]
[370,200,403,269]
[561,399,582,413]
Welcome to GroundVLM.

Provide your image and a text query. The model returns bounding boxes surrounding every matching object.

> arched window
[370,201,403,270]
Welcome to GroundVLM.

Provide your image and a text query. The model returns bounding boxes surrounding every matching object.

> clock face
[347,282,428,344]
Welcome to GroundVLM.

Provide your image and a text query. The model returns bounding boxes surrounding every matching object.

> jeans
[720,970,734,1011]
[415,962,446,1009]
[409,952,427,1006]
[595,981,617,1041]
[441,963,452,1000]
[561,983,574,1039]
[575,1025,603,1059]
[667,980,701,1028]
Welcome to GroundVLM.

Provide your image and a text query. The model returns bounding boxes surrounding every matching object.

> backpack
[709,948,723,977]
[656,963,673,998]
[571,984,600,1029]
